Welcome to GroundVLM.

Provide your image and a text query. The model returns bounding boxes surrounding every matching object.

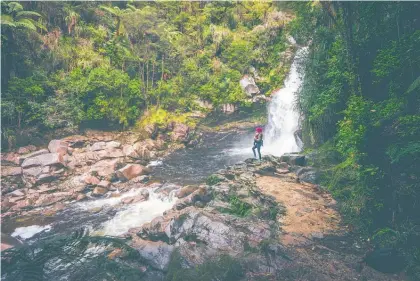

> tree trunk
[151,62,155,88]
[146,60,149,91]
[161,55,165,81]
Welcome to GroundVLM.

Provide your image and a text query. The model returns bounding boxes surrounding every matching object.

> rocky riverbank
[0,121,199,223]
[1,152,405,281]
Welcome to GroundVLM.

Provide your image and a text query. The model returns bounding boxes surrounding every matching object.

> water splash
[264,47,308,156]
[12,224,52,240]
[93,188,177,236]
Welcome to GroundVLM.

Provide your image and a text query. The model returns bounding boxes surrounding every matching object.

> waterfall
[264,47,308,156]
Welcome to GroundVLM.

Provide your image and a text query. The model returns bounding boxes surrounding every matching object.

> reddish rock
[96,148,124,159]
[121,194,148,204]
[21,153,64,168]
[117,164,150,181]
[89,159,119,179]
[176,185,199,198]
[92,186,108,196]
[98,180,110,188]
[48,139,69,156]
[123,144,139,159]
[84,175,100,185]
[1,198,15,211]
[171,123,189,142]
[10,199,33,210]
[2,166,22,177]
[1,153,20,165]
[35,192,72,207]
[144,123,158,138]
[76,193,87,201]
[17,145,36,155]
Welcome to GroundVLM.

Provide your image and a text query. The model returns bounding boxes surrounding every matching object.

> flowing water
[4,48,307,267]
[264,47,308,156]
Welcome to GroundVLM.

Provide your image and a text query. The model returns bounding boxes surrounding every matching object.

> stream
[4,47,306,259]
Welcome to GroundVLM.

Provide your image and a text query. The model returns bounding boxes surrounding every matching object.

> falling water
[264,47,308,156]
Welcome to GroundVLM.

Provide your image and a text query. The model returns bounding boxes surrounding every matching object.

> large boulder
[21,153,64,169]
[171,123,190,142]
[48,140,69,156]
[280,153,306,166]
[240,75,260,97]
[295,167,320,184]
[130,237,174,271]
[89,159,120,180]
[116,164,150,181]
[18,149,49,165]
[123,144,140,159]
[90,141,106,151]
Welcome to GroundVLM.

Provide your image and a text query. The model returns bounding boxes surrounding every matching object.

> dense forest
[291,2,420,277]
[1,1,420,279]
[1,0,291,144]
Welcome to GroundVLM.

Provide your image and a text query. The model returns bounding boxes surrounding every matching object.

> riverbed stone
[176,185,199,198]
[92,186,108,196]
[130,237,174,271]
[116,164,150,181]
[171,123,190,142]
[18,149,49,165]
[2,166,22,177]
[21,153,64,168]
[90,141,106,151]
[84,175,100,185]
[48,139,69,156]
[17,145,37,155]
[280,153,306,166]
[106,141,121,149]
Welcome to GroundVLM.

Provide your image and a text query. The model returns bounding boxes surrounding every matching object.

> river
[3,48,307,279]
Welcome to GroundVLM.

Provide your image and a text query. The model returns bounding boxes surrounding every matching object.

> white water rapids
[264,47,308,156]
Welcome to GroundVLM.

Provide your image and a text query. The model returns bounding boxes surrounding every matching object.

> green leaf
[16,11,42,19]
[406,76,420,94]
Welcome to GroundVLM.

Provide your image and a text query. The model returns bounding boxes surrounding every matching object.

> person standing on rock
[252,127,263,160]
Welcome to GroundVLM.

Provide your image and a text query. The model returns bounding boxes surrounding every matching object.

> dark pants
[252,141,262,160]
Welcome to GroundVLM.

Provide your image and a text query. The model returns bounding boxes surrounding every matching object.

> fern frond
[16,11,42,19]
[99,5,119,17]
[14,18,37,30]
[7,2,23,13]
[406,76,420,94]
[0,15,16,27]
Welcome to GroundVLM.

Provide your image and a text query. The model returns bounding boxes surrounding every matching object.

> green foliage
[206,174,223,186]
[294,3,420,277]
[2,1,293,145]
[227,195,252,217]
